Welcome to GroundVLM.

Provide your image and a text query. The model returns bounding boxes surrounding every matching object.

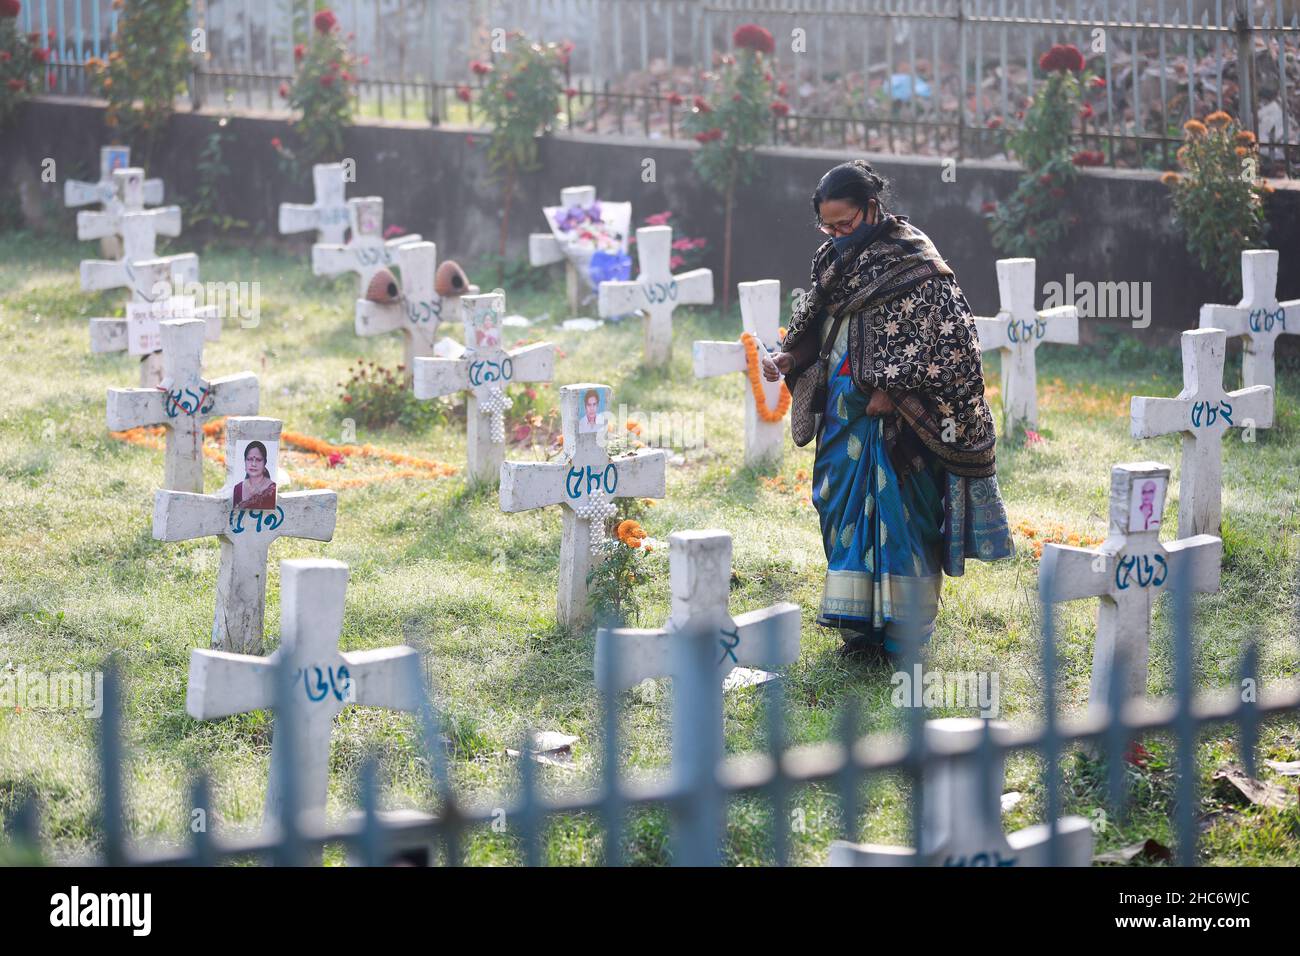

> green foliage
[1163,112,1270,292]
[187,116,250,240]
[284,9,357,169]
[95,0,191,149]
[337,359,446,431]
[986,46,1098,259]
[586,500,655,628]
[472,36,566,183]
[0,10,43,128]
[681,41,778,197]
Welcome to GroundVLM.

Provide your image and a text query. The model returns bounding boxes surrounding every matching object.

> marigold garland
[109,418,458,487]
[740,332,792,422]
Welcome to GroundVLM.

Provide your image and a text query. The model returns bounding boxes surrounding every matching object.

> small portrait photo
[1127,476,1166,532]
[578,387,608,434]
[232,439,278,511]
[106,147,130,173]
[470,303,502,351]
[355,200,382,237]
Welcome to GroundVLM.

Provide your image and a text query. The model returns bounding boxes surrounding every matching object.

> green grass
[0,230,1297,866]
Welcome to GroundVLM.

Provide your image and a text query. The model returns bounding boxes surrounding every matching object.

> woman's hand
[865,388,896,417]
[761,350,794,382]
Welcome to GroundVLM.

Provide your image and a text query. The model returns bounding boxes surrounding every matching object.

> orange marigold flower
[1183,119,1207,137]
[1160,171,1181,186]
[1205,110,1232,127]
[1234,130,1256,145]
[1234,145,1248,157]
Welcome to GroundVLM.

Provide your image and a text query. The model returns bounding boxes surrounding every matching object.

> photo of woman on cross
[763,160,1015,660]
[232,440,277,511]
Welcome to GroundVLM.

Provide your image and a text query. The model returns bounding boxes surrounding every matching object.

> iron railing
[3,547,1296,867]
[22,1,1300,175]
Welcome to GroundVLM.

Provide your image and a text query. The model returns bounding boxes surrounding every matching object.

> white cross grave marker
[1199,249,1299,393]
[1131,328,1273,538]
[414,292,556,484]
[500,383,667,628]
[829,718,1094,866]
[311,197,423,295]
[76,167,181,250]
[278,162,352,244]
[692,279,786,467]
[973,258,1079,431]
[64,145,164,212]
[79,212,199,301]
[90,293,222,387]
[185,558,422,823]
[1040,461,1221,713]
[529,185,633,314]
[595,528,801,725]
[154,417,338,655]
[355,241,470,378]
[597,225,714,367]
[106,318,259,493]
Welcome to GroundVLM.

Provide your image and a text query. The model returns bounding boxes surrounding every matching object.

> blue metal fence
[3,552,1296,866]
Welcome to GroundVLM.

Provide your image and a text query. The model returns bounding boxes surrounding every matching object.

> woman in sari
[762,160,1014,659]
[233,440,277,511]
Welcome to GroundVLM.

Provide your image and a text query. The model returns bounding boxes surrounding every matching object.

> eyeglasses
[816,206,864,236]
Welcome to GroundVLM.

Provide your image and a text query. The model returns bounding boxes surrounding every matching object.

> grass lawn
[0,230,1297,866]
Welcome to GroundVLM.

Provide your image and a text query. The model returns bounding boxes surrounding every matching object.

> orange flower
[1234,146,1248,157]
[626,420,642,435]
[741,332,792,422]
[1234,130,1256,145]
[1205,110,1232,128]
[1160,171,1181,186]
[1183,119,1207,137]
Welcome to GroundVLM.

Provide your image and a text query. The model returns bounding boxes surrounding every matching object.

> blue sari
[812,321,1013,653]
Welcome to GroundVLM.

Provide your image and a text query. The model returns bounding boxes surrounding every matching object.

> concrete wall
[4,96,1298,336]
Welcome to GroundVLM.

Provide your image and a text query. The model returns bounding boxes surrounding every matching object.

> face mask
[831,207,883,256]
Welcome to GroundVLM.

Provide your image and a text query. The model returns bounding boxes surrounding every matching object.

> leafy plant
[586,505,659,628]
[337,359,447,431]
[282,8,359,170]
[465,34,569,275]
[985,44,1101,258]
[682,24,782,314]
[187,113,250,240]
[89,0,191,158]
[1162,111,1270,291]
[0,2,45,129]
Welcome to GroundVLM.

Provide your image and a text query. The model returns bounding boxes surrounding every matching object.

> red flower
[5,78,22,91]
[32,47,50,64]
[319,74,334,88]
[0,0,20,19]
[470,59,492,76]
[278,82,289,98]
[564,86,577,97]
[0,51,9,63]
[1071,149,1105,166]
[383,224,405,239]
[1090,76,1106,89]
[644,211,672,225]
[987,116,1003,129]
[1024,428,1044,445]
[1124,742,1152,768]
[694,127,724,143]
[733,23,775,54]
[504,89,516,101]
[1079,102,1094,120]
[327,451,344,468]
[666,91,683,106]
[456,84,471,102]
[980,201,997,214]
[342,394,352,404]
[770,100,790,116]
[466,133,476,146]
[313,9,337,34]
[270,136,282,150]
[1038,173,1053,186]
[693,95,711,113]
[777,81,787,96]
[294,44,305,62]
[1038,43,1084,74]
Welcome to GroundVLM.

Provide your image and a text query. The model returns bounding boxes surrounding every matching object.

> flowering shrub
[0,2,43,128]
[635,211,707,270]
[985,43,1099,258]
[1162,111,1269,290]
[337,359,446,431]
[682,24,783,313]
[90,0,190,151]
[283,9,359,169]
[586,504,662,627]
[467,34,568,264]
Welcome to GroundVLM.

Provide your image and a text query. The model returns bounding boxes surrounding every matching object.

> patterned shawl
[783,215,999,478]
